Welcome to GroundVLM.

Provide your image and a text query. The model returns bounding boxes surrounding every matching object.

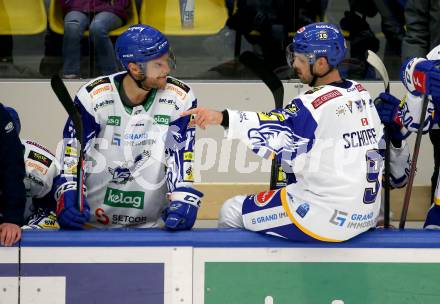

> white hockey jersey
[22,140,59,219]
[226,80,384,241]
[55,72,197,228]
[401,45,440,203]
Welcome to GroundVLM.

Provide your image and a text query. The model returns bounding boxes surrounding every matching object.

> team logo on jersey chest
[254,190,276,207]
[108,166,134,184]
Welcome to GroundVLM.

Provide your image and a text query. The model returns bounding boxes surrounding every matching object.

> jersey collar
[116,76,157,114]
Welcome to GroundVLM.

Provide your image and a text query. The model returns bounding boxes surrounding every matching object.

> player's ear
[316,57,330,72]
[128,62,140,75]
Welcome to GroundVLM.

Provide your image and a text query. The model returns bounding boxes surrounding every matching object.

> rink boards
[1,229,440,304]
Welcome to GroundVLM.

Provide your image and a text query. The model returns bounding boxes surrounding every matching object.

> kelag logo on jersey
[154,115,170,125]
[108,167,133,184]
[107,116,121,126]
[104,188,144,209]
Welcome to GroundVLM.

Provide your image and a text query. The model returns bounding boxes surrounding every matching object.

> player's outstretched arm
[180,107,224,129]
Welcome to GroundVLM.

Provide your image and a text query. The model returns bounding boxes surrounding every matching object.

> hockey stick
[366,50,391,228]
[50,75,85,212]
[399,95,429,228]
[239,51,284,189]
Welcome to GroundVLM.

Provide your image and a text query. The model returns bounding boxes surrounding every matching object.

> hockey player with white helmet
[183,22,404,242]
[4,106,60,230]
[53,24,202,230]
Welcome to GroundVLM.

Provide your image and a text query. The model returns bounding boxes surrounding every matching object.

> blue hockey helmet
[286,22,347,67]
[4,106,21,135]
[115,24,172,70]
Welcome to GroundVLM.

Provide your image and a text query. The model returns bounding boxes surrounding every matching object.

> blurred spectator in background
[339,0,405,80]
[0,36,13,64]
[39,28,64,77]
[374,0,405,79]
[339,0,379,79]
[210,0,325,78]
[60,0,129,78]
[401,0,440,206]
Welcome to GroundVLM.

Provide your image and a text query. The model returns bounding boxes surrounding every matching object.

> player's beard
[295,68,312,85]
[143,75,168,90]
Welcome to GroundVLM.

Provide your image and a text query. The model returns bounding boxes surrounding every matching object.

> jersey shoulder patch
[305,86,324,94]
[85,77,111,93]
[24,140,55,157]
[167,77,190,93]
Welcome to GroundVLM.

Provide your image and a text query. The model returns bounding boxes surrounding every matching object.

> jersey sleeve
[54,93,101,198]
[389,140,410,188]
[225,98,318,161]
[401,92,438,135]
[164,94,197,192]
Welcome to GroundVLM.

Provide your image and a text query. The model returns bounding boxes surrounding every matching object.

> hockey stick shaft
[366,50,391,227]
[239,51,284,189]
[399,95,429,228]
[50,75,85,211]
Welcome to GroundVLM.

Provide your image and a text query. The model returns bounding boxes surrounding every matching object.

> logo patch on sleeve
[29,150,52,167]
[257,112,286,122]
[254,190,276,207]
[311,90,342,109]
[355,84,366,92]
[167,78,190,93]
[86,77,111,92]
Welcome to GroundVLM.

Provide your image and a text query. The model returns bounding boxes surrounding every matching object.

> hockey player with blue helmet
[182,22,407,241]
[53,24,203,230]
[285,22,347,86]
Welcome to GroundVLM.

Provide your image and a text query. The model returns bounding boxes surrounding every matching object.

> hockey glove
[374,92,405,141]
[22,209,60,230]
[162,187,203,231]
[400,58,440,97]
[54,181,90,229]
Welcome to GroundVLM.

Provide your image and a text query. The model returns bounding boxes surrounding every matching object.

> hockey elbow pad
[162,187,203,230]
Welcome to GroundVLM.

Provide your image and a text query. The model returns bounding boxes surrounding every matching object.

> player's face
[292,53,313,84]
[143,53,171,89]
